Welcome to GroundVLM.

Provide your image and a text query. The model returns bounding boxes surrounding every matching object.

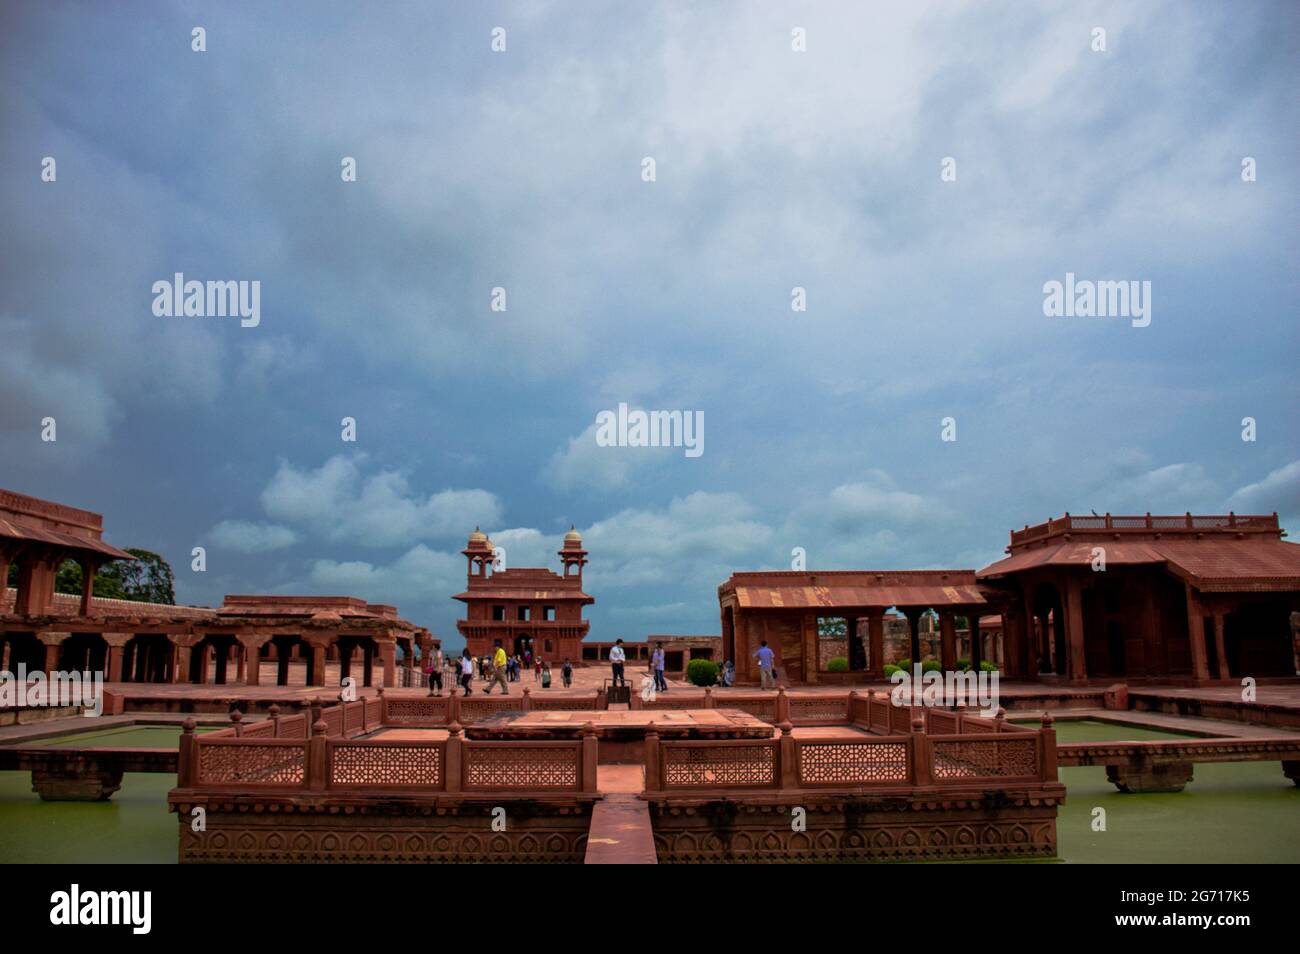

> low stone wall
[817,638,848,669]
[0,703,87,726]
[172,796,596,863]
[647,794,1061,862]
[1129,691,1300,729]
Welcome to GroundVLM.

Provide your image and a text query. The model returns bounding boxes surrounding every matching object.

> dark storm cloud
[1,0,1296,645]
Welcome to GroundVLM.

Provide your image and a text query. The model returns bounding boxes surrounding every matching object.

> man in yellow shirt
[485,641,510,695]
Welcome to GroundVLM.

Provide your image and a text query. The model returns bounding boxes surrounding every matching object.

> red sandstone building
[718,569,996,684]
[718,513,1300,686]
[6,488,1297,692]
[976,512,1300,683]
[455,527,592,663]
[0,488,435,687]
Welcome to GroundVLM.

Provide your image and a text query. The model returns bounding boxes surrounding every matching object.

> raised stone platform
[463,707,774,763]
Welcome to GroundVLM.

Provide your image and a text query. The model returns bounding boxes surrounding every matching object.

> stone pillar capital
[36,631,71,645]
[102,632,134,648]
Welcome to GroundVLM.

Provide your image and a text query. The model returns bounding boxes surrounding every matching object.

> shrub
[921,659,942,673]
[955,658,970,671]
[895,658,912,670]
[686,658,720,686]
[826,656,849,673]
[883,664,901,677]
[979,660,998,673]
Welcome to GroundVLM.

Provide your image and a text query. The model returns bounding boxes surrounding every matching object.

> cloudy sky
[2,1,1296,649]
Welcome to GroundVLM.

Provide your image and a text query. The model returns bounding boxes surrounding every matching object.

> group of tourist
[607,638,770,690]
[422,636,778,697]
[426,642,574,696]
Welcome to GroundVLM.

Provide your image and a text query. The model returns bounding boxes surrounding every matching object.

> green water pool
[36,724,217,749]
[1047,720,1300,864]
[0,720,1295,863]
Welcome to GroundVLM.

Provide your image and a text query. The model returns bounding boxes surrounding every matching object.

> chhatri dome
[564,525,583,544]
[468,527,488,544]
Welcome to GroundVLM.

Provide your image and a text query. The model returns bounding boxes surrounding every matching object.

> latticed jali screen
[464,745,579,789]
[458,698,522,722]
[931,738,1039,779]
[330,743,442,787]
[663,743,776,787]
[726,699,778,721]
[384,699,447,724]
[797,741,909,784]
[197,742,307,785]
[788,697,849,724]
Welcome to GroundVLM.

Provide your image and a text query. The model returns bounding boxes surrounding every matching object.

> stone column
[1064,577,1086,682]
[378,639,397,688]
[169,635,196,684]
[867,611,885,678]
[197,642,211,684]
[301,639,327,691]
[238,634,268,686]
[1185,584,1210,683]
[734,610,749,681]
[904,609,921,662]
[37,631,69,673]
[999,611,1016,677]
[1213,611,1230,679]
[939,612,957,670]
[970,614,983,670]
[103,633,131,682]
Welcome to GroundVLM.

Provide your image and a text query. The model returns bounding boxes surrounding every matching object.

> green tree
[54,550,175,605]
[817,616,848,637]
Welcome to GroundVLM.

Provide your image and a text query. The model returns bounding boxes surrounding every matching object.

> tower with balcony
[454,527,593,664]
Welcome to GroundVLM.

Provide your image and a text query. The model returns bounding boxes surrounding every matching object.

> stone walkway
[586,765,656,864]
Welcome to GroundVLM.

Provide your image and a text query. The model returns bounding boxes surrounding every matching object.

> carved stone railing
[178,719,599,795]
[1010,512,1280,546]
[644,713,1060,795]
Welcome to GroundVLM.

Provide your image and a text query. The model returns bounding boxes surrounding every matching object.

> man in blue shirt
[753,640,776,690]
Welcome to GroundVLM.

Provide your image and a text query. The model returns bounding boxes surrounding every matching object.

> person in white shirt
[459,649,474,696]
[609,639,627,687]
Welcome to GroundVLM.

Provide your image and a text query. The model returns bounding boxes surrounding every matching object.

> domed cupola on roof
[462,527,495,579]
[559,526,588,579]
